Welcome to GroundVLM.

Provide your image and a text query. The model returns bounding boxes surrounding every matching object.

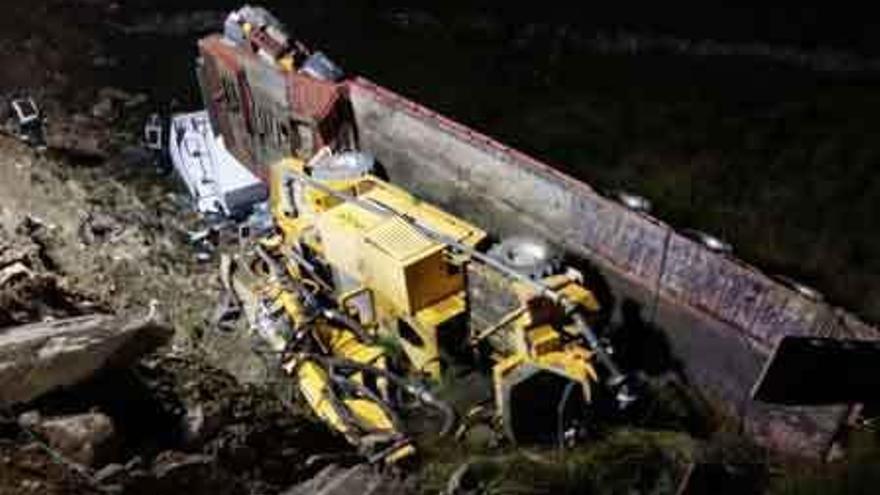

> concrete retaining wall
[347,77,875,457]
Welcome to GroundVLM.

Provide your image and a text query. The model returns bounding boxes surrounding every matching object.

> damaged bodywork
[167,110,267,217]
[193,5,879,462]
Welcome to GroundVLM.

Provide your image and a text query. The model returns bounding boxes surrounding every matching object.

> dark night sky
[358,3,878,55]
[141,2,877,55]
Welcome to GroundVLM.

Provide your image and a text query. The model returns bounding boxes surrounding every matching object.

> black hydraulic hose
[329,372,404,431]
[321,307,377,345]
[309,354,456,438]
[255,244,285,282]
[256,244,374,345]
[280,244,334,293]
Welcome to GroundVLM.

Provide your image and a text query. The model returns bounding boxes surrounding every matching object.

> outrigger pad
[751,336,880,406]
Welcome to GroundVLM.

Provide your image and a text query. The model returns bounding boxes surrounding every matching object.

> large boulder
[283,464,412,495]
[19,411,118,467]
[0,312,172,406]
[43,116,112,159]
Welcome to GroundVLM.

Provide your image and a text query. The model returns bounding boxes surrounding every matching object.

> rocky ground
[0,113,707,494]
[0,2,353,493]
[0,92,353,494]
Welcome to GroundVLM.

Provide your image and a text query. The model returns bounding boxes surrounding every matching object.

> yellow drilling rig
[223,149,634,464]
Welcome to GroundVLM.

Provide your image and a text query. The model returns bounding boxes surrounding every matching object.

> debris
[79,211,124,245]
[19,411,118,467]
[167,111,267,217]
[11,98,40,128]
[7,97,46,148]
[187,227,219,246]
[444,462,479,495]
[44,118,111,159]
[91,97,116,121]
[0,226,90,326]
[0,261,33,286]
[93,462,127,485]
[300,52,345,82]
[143,113,164,152]
[237,202,274,240]
[0,273,86,327]
[0,312,173,406]
[180,403,208,445]
[211,290,241,333]
[195,251,213,263]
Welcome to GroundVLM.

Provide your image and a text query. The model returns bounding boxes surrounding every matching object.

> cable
[321,308,377,345]
[312,354,457,438]
[329,372,403,430]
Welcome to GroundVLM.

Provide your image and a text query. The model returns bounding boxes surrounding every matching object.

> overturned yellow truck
[198,6,877,461]
[228,151,631,462]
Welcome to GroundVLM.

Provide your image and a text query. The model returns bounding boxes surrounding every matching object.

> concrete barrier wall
[347,78,874,457]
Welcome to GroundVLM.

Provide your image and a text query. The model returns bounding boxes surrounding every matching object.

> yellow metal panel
[385,444,417,464]
[358,177,486,247]
[361,241,409,312]
[315,202,383,279]
[528,325,562,356]
[364,217,437,262]
[295,360,400,439]
[415,292,466,328]
[394,317,441,379]
[312,175,480,315]
[319,200,384,231]
[345,398,394,431]
[313,323,385,365]
[557,280,601,313]
[493,354,526,409]
[361,231,463,315]
[404,250,463,312]
[296,360,353,436]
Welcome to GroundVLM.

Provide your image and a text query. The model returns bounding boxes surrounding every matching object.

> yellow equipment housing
[268,157,487,380]
[234,154,606,454]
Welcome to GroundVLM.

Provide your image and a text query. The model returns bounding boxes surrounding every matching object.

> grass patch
[416,429,696,494]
